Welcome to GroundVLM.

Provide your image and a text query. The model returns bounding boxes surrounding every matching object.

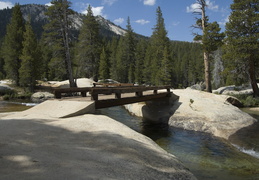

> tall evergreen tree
[2,4,24,85]
[125,17,136,83]
[98,47,110,80]
[115,37,127,83]
[0,44,5,79]
[76,5,101,81]
[224,0,259,96]
[159,46,172,85]
[135,39,148,84]
[192,0,225,92]
[145,6,171,85]
[108,37,119,80]
[19,18,41,92]
[44,0,76,87]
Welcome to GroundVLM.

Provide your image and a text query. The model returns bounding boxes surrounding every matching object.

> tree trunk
[62,2,76,88]
[204,51,212,92]
[249,57,259,96]
[200,0,212,93]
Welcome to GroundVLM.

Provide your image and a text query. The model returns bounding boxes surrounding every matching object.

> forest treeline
[0,0,258,95]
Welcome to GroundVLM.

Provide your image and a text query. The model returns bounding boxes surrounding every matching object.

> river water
[1,101,259,180]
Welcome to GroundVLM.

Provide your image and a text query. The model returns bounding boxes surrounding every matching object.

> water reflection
[140,120,171,141]
[0,101,31,113]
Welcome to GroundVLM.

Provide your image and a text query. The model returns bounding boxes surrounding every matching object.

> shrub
[243,96,259,107]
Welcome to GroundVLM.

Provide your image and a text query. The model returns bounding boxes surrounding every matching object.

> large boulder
[169,88,256,139]
[31,92,55,103]
[51,78,95,88]
[189,82,206,91]
[213,84,256,95]
[0,84,14,95]
[124,88,256,139]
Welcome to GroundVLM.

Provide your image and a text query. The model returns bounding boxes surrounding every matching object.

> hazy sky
[0,0,232,41]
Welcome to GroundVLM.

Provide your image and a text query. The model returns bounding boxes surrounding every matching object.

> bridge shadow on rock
[0,115,195,180]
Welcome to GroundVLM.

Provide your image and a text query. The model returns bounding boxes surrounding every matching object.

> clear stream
[1,101,259,180]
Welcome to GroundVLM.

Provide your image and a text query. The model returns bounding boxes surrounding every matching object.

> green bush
[243,96,259,107]
[2,91,32,101]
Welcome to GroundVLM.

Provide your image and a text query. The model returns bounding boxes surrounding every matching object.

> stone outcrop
[169,89,256,139]
[0,101,196,180]
[213,84,258,95]
[0,84,14,95]
[31,92,54,103]
[125,89,256,140]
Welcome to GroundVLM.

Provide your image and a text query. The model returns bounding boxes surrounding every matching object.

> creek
[1,101,259,180]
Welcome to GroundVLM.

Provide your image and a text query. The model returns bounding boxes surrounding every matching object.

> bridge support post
[91,93,98,100]
[115,93,121,99]
[81,92,87,97]
[135,91,143,97]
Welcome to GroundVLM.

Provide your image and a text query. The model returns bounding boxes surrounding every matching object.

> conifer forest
[0,0,258,95]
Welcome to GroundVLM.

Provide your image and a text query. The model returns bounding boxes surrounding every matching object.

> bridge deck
[54,86,172,109]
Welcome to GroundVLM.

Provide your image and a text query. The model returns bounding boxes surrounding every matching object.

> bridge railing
[53,85,171,100]
[90,86,171,100]
[93,83,134,87]
[54,87,91,99]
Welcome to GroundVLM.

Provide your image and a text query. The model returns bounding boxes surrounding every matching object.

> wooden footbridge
[54,83,172,109]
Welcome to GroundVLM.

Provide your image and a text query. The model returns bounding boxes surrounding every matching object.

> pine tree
[145,6,171,85]
[19,18,41,92]
[192,0,224,92]
[0,43,5,79]
[44,0,76,87]
[115,37,127,83]
[159,46,172,85]
[98,47,110,80]
[124,17,136,83]
[135,39,147,84]
[224,0,259,96]
[76,5,101,81]
[2,4,24,85]
[108,37,119,80]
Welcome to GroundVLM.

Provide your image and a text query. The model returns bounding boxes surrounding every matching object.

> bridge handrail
[93,83,134,87]
[53,87,91,98]
[90,86,171,100]
[53,85,172,100]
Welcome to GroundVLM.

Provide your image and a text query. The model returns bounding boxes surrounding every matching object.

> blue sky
[0,0,232,42]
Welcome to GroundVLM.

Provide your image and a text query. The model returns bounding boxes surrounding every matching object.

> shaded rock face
[31,92,54,103]
[225,96,243,108]
[124,93,179,124]
[169,89,256,139]
[0,84,14,95]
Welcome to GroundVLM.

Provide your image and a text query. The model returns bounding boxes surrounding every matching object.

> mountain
[0,4,131,41]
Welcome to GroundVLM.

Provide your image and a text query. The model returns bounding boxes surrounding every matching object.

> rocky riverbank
[0,100,196,180]
[125,88,257,140]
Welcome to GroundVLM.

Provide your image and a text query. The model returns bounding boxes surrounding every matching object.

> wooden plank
[95,92,172,109]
